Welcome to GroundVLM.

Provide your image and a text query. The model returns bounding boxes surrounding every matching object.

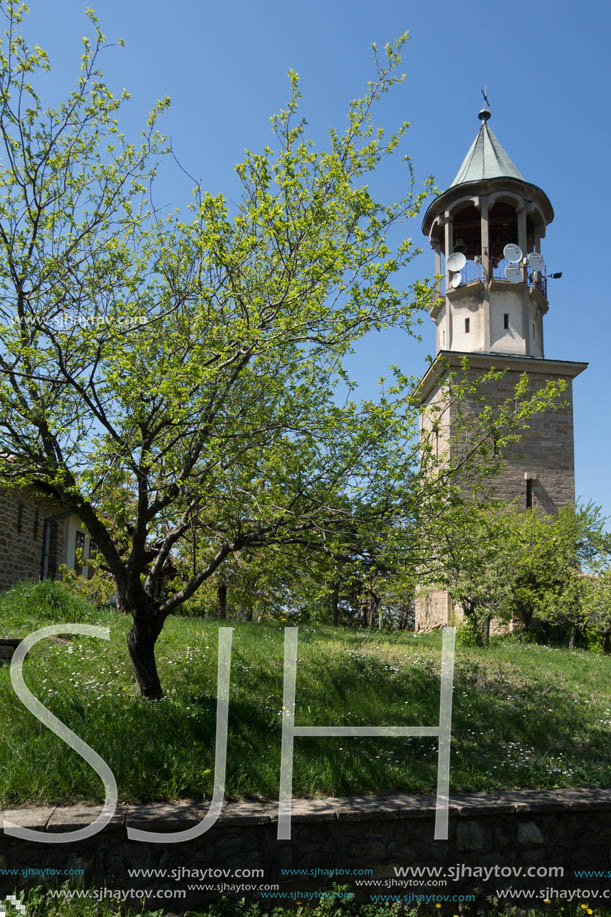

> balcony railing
[445,258,547,298]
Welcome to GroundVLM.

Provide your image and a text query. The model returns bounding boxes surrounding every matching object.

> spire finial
[478,86,491,122]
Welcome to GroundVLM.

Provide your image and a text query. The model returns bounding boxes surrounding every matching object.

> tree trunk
[371,592,380,630]
[568,622,578,650]
[217,582,228,619]
[127,617,164,699]
[331,584,339,628]
[518,607,532,638]
[603,627,611,656]
[482,615,492,646]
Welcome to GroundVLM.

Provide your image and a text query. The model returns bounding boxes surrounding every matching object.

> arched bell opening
[488,199,521,266]
[443,202,480,262]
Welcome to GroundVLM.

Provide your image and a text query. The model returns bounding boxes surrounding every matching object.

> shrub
[0,579,99,630]
[456,615,481,647]
[58,563,115,609]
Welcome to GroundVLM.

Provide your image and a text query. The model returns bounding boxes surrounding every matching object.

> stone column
[517,206,530,354]
[443,215,453,291]
[444,215,453,349]
[534,227,545,356]
[434,242,444,353]
[517,207,528,258]
[480,197,491,351]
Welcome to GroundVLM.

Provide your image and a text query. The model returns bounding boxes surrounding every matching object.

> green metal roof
[421,110,554,235]
[449,119,524,187]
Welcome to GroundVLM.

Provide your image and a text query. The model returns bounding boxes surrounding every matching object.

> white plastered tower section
[414,105,587,632]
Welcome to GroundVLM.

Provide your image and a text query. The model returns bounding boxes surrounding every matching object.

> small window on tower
[526,479,533,509]
[465,317,470,333]
[504,313,509,330]
[533,322,536,338]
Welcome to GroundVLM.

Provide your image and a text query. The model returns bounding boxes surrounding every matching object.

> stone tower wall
[449,364,577,513]
[413,588,455,631]
[414,360,581,631]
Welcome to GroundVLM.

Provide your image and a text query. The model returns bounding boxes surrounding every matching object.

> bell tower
[414,103,588,630]
[422,103,555,358]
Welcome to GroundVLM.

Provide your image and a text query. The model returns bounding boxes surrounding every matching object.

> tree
[506,503,610,646]
[422,497,610,647]
[581,567,611,655]
[417,497,518,644]
[0,5,570,696]
[182,490,418,630]
[0,4,440,697]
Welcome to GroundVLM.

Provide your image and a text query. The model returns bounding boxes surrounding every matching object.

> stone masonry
[0,488,65,592]
[1,789,610,912]
[414,353,587,630]
[453,361,579,512]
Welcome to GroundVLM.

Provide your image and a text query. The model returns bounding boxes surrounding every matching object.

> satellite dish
[527,252,545,271]
[504,264,522,284]
[447,252,467,272]
[503,243,523,263]
[450,272,462,288]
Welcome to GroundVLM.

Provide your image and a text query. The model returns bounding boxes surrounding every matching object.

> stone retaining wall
[1,789,610,912]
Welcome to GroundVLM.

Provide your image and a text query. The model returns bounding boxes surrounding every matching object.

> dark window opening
[17,503,23,534]
[526,478,533,509]
[33,509,39,540]
[88,540,98,580]
[465,317,470,333]
[504,313,509,330]
[75,531,86,576]
[46,521,59,579]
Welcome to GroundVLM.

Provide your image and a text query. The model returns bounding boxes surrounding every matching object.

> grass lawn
[0,582,610,807]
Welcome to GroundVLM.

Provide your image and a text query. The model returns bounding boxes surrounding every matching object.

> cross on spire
[478,87,491,122]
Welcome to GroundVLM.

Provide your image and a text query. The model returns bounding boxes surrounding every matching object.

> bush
[0,579,99,631]
[585,624,606,654]
[58,563,115,608]
[456,615,482,647]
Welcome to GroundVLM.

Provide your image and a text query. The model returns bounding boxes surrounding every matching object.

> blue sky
[17,0,611,516]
